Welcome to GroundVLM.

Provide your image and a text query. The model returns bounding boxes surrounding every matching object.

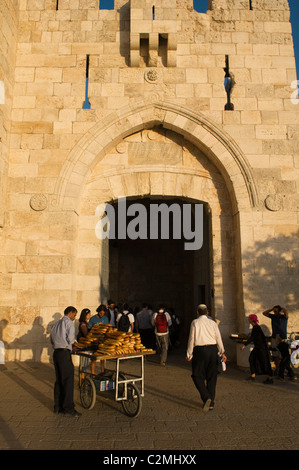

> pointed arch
[52,100,259,214]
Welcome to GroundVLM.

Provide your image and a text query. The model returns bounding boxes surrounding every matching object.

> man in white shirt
[186,304,227,412]
[116,303,135,332]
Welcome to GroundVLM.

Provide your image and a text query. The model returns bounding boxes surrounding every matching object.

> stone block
[185,68,208,83]
[15,67,35,82]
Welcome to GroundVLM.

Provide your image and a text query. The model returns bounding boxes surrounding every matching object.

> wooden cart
[72,349,155,418]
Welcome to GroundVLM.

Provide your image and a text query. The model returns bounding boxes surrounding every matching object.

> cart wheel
[80,376,96,410]
[121,383,142,418]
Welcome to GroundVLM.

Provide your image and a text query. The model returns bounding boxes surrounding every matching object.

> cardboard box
[96,380,114,391]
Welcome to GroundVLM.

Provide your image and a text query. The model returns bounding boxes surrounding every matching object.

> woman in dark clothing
[77,308,95,378]
[77,308,91,340]
[241,314,273,384]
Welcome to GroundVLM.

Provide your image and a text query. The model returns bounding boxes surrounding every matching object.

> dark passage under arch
[108,197,213,342]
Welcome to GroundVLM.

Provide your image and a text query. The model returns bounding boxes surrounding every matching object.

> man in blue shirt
[50,306,81,417]
[263,305,288,373]
[106,299,116,327]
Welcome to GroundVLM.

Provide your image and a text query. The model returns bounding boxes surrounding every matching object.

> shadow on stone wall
[0,312,63,363]
[241,229,299,329]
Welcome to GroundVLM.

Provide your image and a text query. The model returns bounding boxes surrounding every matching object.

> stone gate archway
[44,100,261,356]
[61,100,259,352]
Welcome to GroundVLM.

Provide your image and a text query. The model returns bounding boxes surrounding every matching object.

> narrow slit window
[99,0,114,10]
[224,55,234,111]
[56,0,59,10]
[249,0,253,10]
[152,6,155,20]
[83,55,91,110]
[193,0,207,13]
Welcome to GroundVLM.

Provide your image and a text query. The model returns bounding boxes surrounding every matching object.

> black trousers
[278,356,295,379]
[191,345,218,405]
[53,349,75,413]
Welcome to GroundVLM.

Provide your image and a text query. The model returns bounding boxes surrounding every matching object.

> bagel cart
[72,349,154,418]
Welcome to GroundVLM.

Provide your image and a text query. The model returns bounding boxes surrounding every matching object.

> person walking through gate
[186,304,227,412]
[106,299,116,327]
[50,306,81,417]
[152,306,172,366]
[116,303,135,332]
[136,303,155,349]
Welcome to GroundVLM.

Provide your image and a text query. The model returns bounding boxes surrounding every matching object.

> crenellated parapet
[130,0,178,67]
[208,0,289,10]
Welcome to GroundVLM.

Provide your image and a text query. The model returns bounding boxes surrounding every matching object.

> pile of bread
[73,324,154,357]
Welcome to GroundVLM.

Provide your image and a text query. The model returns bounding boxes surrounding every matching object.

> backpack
[118,312,131,332]
[155,311,167,333]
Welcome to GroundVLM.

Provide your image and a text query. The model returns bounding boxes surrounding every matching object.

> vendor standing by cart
[50,306,81,417]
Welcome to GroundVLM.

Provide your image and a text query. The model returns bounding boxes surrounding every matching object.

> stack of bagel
[73,324,113,350]
[73,325,154,356]
[94,330,154,357]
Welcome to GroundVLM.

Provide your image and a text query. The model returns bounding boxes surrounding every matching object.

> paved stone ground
[0,348,298,453]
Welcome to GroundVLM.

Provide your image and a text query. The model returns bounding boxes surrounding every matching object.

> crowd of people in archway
[77,300,182,367]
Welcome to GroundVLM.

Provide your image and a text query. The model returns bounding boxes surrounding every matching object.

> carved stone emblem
[116,141,126,154]
[265,194,283,212]
[30,194,48,211]
[145,69,158,83]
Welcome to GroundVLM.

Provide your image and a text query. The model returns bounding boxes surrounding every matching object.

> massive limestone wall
[0,0,298,361]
